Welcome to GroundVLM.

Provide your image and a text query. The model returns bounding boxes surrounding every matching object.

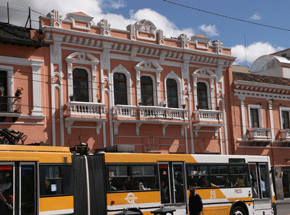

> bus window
[108,166,130,191]
[259,164,270,198]
[209,166,229,188]
[230,165,250,187]
[132,165,158,191]
[0,165,13,215]
[187,165,210,188]
[40,165,72,197]
[249,164,259,198]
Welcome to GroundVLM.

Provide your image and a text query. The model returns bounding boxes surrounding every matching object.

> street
[277,204,290,215]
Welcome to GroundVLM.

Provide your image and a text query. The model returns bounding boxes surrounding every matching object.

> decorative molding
[192,67,216,110]
[135,60,163,105]
[97,19,111,36]
[66,51,100,102]
[212,40,223,54]
[66,12,94,30]
[134,19,157,41]
[164,71,183,108]
[47,10,62,28]
[111,64,132,105]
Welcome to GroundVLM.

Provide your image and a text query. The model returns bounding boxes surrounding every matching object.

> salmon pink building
[36,10,235,154]
[3,9,290,200]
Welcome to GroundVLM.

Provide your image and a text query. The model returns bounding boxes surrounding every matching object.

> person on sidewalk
[189,187,203,215]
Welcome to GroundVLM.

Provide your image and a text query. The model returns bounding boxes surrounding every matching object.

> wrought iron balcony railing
[0,96,22,113]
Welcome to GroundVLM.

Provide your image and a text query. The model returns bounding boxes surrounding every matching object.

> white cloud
[5,0,195,38]
[198,24,219,36]
[250,12,261,20]
[231,42,284,65]
[102,0,127,9]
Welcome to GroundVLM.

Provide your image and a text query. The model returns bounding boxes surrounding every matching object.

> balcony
[0,96,22,122]
[65,101,107,134]
[248,128,271,146]
[279,129,290,146]
[192,109,223,137]
[113,105,189,136]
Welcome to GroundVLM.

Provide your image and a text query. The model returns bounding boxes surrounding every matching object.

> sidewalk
[276,198,290,205]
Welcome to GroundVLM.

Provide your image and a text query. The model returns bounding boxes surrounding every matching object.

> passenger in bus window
[108,178,117,191]
[0,173,13,214]
[161,181,169,203]
[199,176,210,188]
[224,177,233,187]
[234,177,245,187]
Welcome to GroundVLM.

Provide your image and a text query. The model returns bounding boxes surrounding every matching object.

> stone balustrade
[248,128,271,139]
[193,109,223,122]
[66,101,106,115]
[113,105,188,120]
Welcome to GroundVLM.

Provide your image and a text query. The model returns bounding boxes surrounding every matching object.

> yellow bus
[72,144,276,215]
[0,143,73,215]
[0,138,276,215]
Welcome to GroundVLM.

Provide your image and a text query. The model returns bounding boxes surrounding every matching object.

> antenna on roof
[244,33,248,67]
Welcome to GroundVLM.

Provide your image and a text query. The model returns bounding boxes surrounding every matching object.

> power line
[163,0,290,32]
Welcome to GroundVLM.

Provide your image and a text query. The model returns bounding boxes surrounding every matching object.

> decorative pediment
[134,60,163,72]
[192,67,215,78]
[134,19,157,34]
[66,52,99,65]
[66,12,94,30]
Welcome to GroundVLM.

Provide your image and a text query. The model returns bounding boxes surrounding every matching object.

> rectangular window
[209,165,230,188]
[107,165,158,192]
[40,165,72,197]
[187,165,210,188]
[230,165,250,188]
[250,108,260,128]
[108,165,130,191]
[132,165,158,191]
[282,111,290,129]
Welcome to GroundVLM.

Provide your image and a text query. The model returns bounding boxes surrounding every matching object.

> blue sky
[2,0,288,65]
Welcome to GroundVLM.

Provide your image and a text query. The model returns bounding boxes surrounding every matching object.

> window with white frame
[280,107,290,129]
[197,82,208,109]
[73,68,89,102]
[114,73,128,105]
[166,79,178,108]
[248,105,263,128]
[141,76,153,106]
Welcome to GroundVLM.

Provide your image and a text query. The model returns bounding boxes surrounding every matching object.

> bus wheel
[231,206,246,215]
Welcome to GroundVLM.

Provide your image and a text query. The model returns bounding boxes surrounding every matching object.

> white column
[239,96,247,140]
[269,100,274,141]
[31,59,44,116]
[157,72,161,105]
[66,59,74,99]
[92,63,98,103]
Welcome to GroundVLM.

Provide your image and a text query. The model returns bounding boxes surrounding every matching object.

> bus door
[159,162,186,204]
[249,163,272,210]
[0,162,37,215]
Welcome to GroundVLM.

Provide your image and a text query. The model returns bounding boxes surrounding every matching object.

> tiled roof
[233,72,290,86]
[0,22,49,48]
[72,12,91,17]
[195,34,209,38]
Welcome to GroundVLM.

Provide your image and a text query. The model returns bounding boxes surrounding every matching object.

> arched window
[141,76,153,106]
[197,82,208,109]
[73,68,88,102]
[167,79,178,108]
[114,73,127,105]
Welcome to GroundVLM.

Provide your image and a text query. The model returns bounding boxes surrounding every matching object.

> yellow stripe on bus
[0,151,72,163]
[107,191,160,205]
[105,153,197,163]
[39,196,74,212]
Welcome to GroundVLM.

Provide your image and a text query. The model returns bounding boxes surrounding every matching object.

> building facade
[2,9,290,200]
[36,10,234,154]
